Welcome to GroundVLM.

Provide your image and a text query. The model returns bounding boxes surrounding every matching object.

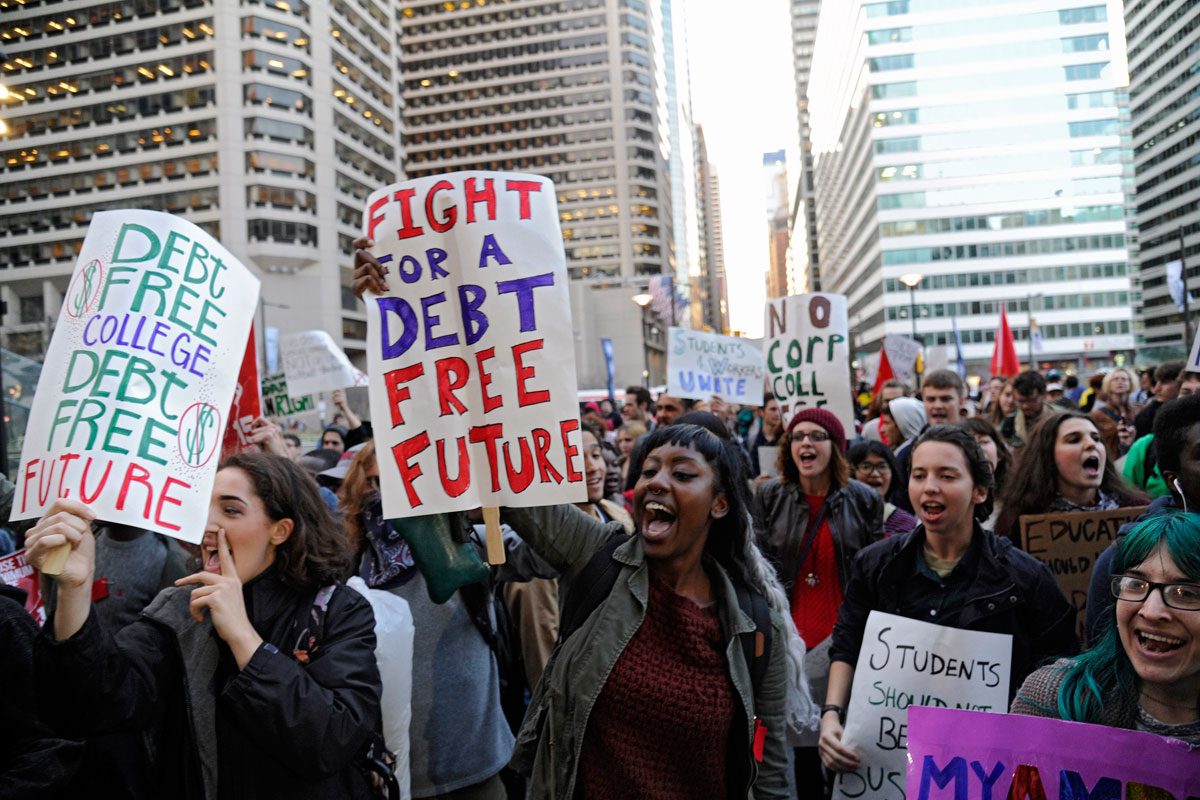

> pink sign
[0,549,46,626]
[906,706,1199,799]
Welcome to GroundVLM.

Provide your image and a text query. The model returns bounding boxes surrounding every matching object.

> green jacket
[1121,434,1170,498]
[503,504,790,799]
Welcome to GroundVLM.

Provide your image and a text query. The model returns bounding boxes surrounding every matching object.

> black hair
[910,425,994,521]
[1013,370,1046,396]
[1153,392,1200,475]
[1155,359,1185,386]
[632,423,755,585]
[960,416,1012,496]
[675,410,731,439]
[282,433,301,448]
[1065,375,1079,389]
[580,417,607,445]
[846,439,905,506]
[625,386,651,408]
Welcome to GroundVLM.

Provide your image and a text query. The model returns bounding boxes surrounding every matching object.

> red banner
[0,549,46,626]
[221,322,262,460]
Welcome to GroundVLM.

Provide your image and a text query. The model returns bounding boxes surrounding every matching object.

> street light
[899,272,924,389]
[633,291,653,388]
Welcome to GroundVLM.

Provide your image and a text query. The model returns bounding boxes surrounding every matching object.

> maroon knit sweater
[575,575,735,800]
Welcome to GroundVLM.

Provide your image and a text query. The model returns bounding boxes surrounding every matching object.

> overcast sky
[686,0,798,338]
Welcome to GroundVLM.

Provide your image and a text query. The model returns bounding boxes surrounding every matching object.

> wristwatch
[820,704,845,723]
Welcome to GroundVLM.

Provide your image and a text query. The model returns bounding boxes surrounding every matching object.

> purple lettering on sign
[496,272,555,333]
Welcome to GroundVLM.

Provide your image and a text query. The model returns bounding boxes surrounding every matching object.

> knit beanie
[786,408,847,454]
[885,397,927,442]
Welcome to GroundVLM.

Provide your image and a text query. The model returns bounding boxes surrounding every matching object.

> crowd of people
[4,247,1199,800]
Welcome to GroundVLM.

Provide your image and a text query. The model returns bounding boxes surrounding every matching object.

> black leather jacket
[751,478,884,592]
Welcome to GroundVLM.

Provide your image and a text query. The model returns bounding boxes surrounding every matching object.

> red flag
[221,322,263,460]
[990,306,1020,378]
[873,347,894,394]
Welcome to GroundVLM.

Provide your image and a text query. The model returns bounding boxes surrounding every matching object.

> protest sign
[0,549,45,626]
[363,171,585,519]
[906,706,1200,800]
[833,611,1012,800]
[1020,506,1147,645]
[667,327,764,405]
[10,211,259,544]
[764,293,854,434]
[261,373,315,417]
[1187,324,1200,373]
[221,324,262,459]
[280,329,368,397]
[884,333,921,386]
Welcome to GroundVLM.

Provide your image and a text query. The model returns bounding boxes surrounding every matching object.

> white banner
[364,171,586,518]
[280,329,368,397]
[833,611,1012,800]
[884,333,921,385]
[11,211,259,543]
[763,294,854,434]
[666,327,764,405]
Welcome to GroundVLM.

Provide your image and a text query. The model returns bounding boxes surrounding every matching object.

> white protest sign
[11,211,259,543]
[261,373,316,417]
[280,329,368,396]
[666,327,764,405]
[364,171,586,518]
[884,333,921,385]
[833,611,1012,800]
[764,294,854,434]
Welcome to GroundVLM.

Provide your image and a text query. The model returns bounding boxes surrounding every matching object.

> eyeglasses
[854,462,891,476]
[1110,575,1200,611]
[366,475,380,490]
[790,431,830,443]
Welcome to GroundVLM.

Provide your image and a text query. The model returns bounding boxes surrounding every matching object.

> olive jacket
[503,504,790,799]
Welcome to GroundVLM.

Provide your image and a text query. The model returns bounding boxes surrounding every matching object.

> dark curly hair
[846,439,904,506]
[960,416,1012,497]
[910,425,994,522]
[220,451,354,591]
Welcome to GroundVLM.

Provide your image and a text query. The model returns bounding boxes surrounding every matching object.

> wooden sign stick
[481,507,506,565]
[41,543,72,576]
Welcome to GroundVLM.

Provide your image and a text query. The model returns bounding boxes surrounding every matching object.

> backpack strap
[733,581,772,697]
[557,533,629,645]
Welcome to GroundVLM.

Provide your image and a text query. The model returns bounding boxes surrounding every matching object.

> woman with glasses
[1012,512,1200,744]
[751,409,883,787]
[846,441,919,538]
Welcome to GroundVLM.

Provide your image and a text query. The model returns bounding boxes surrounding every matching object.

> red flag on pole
[873,346,895,394]
[990,306,1021,378]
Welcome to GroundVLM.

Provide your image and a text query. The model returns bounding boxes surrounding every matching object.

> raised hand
[175,528,263,669]
[25,498,97,589]
[350,236,388,299]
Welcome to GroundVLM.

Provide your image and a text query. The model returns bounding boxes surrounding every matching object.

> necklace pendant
[805,573,819,587]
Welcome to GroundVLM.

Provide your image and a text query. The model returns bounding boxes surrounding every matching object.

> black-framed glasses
[1110,575,1200,611]
[854,462,891,476]
[790,431,830,443]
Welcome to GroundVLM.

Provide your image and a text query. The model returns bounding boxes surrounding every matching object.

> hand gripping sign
[11,211,260,561]
[363,172,586,549]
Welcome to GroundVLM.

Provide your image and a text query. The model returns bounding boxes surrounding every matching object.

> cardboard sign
[884,333,921,386]
[833,611,1012,800]
[221,324,262,459]
[764,294,854,434]
[1020,506,1147,645]
[667,327,764,405]
[906,706,1200,800]
[363,171,585,518]
[280,329,368,397]
[261,373,315,417]
[10,211,259,543]
[0,549,45,626]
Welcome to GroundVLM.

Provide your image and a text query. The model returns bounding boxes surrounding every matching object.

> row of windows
[244,82,311,115]
[247,218,316,245]
[246,115,312,147]
[878,176,1125,210]
[868,35,1109,73]
[407,118,614,146]
[8,51,211,103]
[883,233,1125,266]
[330,54,391,106]
[331,0,389,53]
[888,292,1129,325]
[3,86,216,138]
[337,171,371,202]
[408,143,613,166]
[247,184,316,213]
[334,112,394,160]
[1137,105,1198,159]
[403,40,607,82]
[872,92,1115,131]
[1131,65,1200,136]
[247,149,313,180]
[1139,194,1198,237]
[334,0,387,35]
[1128,30,1200,91]
[405,53,606,93]
[1136,150,1200,198]
[406,85,608,112]
[403,3,601,37]
[1137,125,1200,174]
[399,0,601,21]
[567,264,619,280]
[876,147,1120,183]
[408,156,619,182]
[1127,0,1180,44]
[879,204,1125,238]
[245,48,309,83]
[873,118,1118,158]
[403,12,604,55]
[407,103,609,130]
[865,6,1104,46]
[884,262,1127,293]
[408,130,613,162]
[1128,12,1200,86]
[0,188,217,237]
[0,153,217,204]
[336,201,361,228]
[870,62,1109,102]
[242,15,309,52]
[907,319,1131,347]
[1137,176,1200,215]
[242,0,310,22]
[0,0,209,42]
[2,119,214,167]
[1,19,212,75]
[331,80,393,133]
[336,141,394,184]
[866,0,1010,18]
[331,24,390,79]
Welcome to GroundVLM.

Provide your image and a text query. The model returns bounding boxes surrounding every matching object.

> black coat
[751,478,884,592]
[830,524,1080,697]
[35,567,381,800]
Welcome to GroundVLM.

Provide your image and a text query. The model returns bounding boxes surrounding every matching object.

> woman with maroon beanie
[751,408,884,788]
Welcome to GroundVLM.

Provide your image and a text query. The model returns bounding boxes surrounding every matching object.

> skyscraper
[398,0,679,388]
[695,123,727,332]
[763,149,789,301]
[790,0,820,293]
[809,0,1135,372]
[0,0,402,364]
[1124,0,1200,354]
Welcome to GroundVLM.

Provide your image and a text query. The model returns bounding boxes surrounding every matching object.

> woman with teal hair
[1011,512,1200,743]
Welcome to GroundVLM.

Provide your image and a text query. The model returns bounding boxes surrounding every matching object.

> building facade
[808,0,1136,374]
[0,0,402,366]
[789,0,820,294]
[694,123,726,332]
[398,0,679,390]
[763,149,790,300]
[1125,0,1200,355]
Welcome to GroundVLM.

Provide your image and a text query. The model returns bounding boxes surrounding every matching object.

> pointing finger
[218,528,236,577]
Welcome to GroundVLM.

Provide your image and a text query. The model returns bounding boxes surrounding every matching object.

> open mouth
[1136,630,1184,654]
[642,501,677,539]
[797,452,817,467]
[920,501,946,523]
[1082,454,1101,477]
[202,541,221,572]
